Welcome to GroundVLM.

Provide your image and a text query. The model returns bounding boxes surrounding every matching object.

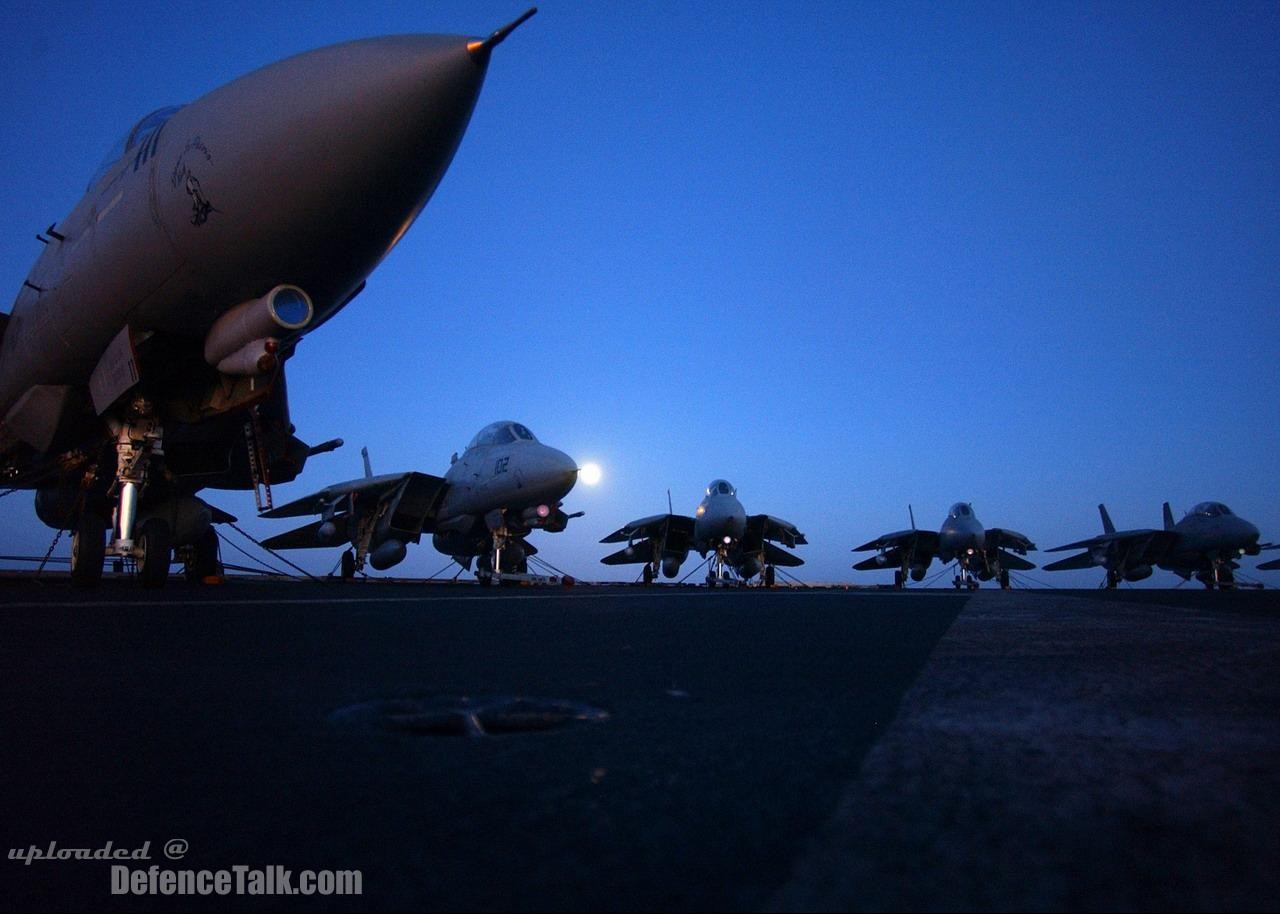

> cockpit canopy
[949,502,974,518]
[1190,502,1234,518]
[467,421,537,450]
[706,479,736,497]
[89,105,185,189]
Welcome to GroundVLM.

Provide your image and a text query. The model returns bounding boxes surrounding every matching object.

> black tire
[643,564,654,585]
[136,517,172,588]
[70,514,106,588]
[999,569,1010,590]
[341,549,356,580]
[185,527,221,584]
[894,569,904,590]
[764,565,776,588]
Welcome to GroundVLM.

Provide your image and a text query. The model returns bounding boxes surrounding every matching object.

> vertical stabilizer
[362,447,372,479]
[1162,502,1175,531]
[1098,504,1115,534]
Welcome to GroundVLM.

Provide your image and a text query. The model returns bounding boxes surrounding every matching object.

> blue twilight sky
[0,0,1277,586]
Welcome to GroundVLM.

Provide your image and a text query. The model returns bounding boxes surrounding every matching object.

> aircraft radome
[853,503,1036,590]
[601,479,806,587]
[261,421,580,584]
[0,10,537,587]
[1045,501,1263,589]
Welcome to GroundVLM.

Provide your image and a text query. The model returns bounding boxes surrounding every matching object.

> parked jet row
[0,12,537,587]
[1,14,1275,591]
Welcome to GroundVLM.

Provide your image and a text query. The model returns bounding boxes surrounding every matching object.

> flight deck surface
[1,582,1276,911]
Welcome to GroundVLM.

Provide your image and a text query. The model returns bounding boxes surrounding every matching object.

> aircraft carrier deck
[2,581,1277,911]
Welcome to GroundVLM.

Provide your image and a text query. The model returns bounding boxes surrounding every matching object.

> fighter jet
[853,503,1036,590]
[600,480,806,587]
[0,11,535,586]
[1045,501,1263,589]
[261,421,579,582]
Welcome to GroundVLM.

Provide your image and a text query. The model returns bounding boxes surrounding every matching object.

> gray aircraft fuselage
[853,502,1035,589]
[694,480,748,551]
[938,502,986,564]
[1,34,492,422]
[437,423,579,533]
[0,15,532,585]
[599,479,805,586]
[1046,501,1262,588]
[1159,502,1260,579]
[262,420,577,577]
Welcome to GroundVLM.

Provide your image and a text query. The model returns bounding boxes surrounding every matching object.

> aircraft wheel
[70,513,106,588]
[1219,566,1235,590]
[999,569,1010,590]
[764,565,776,588]
[706,572,716,588]
[894,569,904,590]
[1107,570,1119,589]
[136,517,172,588]
[643,564,654,585]
[341,549,356,580]
[953,577,961,590]
[185,527,221,584]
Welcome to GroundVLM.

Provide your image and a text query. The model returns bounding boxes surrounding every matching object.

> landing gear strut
[104,402,171,587]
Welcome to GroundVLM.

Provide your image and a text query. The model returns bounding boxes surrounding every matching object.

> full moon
[579,462,602,486]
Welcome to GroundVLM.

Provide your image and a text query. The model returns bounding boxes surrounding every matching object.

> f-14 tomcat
[600,479,806,587]
[853,503,1036,590]
[1045,501,1263,589]
[261,421,580,582]
[0,11,536,586]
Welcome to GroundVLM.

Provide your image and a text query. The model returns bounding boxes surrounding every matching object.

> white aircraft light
[579,462,602,486]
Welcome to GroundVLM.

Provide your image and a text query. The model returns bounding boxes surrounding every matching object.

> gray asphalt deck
[774,589,1280,912]
[2,583,1278,911]
[0,584,961,912]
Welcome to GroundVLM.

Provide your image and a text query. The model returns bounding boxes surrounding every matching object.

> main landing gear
[71,401,173,588]
[953,568,979,591]
[477,524,528,586]
[1198,562,1236,590]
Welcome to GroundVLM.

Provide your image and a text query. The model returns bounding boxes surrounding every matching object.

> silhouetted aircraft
[262,421,578,582]
[853,503,1035,590]
[0,11,536,586]
[1046,501,1262,589]
[601,479,805,586]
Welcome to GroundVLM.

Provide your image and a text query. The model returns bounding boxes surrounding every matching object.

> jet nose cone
[530,447,579,499]
[188,32,501,319]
